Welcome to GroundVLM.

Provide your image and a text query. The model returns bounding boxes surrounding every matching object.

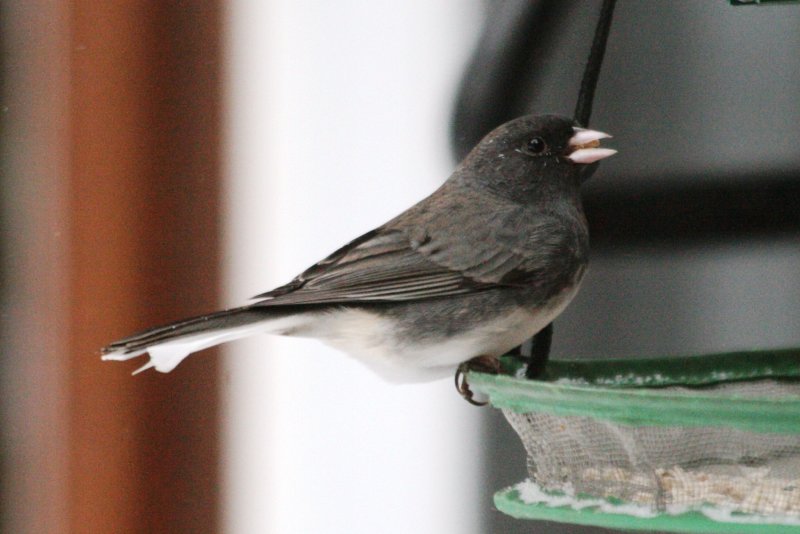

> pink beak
[567,127,617,164]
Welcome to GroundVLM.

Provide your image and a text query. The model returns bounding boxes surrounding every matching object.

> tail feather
[101,306,283,374]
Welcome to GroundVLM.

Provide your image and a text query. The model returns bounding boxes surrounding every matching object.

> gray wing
[252,201,584,307]
[412,207,587,289]
[394,185,588,290]
[252,228,484,305]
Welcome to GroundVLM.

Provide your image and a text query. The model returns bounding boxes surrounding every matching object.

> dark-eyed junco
[102,114,615,400]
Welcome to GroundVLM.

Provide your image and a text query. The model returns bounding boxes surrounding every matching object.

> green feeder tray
[468,348,800,533]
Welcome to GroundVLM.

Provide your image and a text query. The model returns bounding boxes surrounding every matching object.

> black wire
[574,0,617,127]
[524,0,618,381]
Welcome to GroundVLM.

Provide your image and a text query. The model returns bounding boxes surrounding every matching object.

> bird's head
[458,114,616,200]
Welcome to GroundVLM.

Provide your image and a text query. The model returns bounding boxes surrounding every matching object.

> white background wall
[223,3,485,533]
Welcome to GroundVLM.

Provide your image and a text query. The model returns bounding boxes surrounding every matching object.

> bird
[102,114,615,402]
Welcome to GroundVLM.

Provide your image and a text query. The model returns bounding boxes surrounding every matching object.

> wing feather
[251,195,586,307]
[253,229,480,306]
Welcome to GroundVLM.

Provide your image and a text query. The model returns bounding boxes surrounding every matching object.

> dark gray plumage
[102,114,615,386]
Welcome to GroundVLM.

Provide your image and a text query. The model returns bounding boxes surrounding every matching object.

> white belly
[302,284,582,383]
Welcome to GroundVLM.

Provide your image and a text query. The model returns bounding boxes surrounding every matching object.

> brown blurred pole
[3,1,223,530]
[0,2,228,534]
[66,2,223,533]
[1,2,71,533]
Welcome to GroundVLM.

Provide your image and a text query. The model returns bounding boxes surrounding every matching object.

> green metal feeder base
[469,347,800,533]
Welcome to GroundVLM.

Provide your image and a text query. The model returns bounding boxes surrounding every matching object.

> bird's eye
[525,137,546,155]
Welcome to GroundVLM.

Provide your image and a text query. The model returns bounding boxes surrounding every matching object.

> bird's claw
[454,356,501,406]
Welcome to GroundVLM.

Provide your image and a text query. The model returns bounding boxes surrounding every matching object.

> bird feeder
[469,348,800,533]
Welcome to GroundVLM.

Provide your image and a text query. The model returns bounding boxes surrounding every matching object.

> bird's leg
[525,322,553,379]
[454,355,501,406]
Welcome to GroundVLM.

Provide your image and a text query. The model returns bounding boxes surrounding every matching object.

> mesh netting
[503,379,800,518]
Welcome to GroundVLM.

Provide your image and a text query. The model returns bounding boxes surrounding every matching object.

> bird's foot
[454,355,500,406]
